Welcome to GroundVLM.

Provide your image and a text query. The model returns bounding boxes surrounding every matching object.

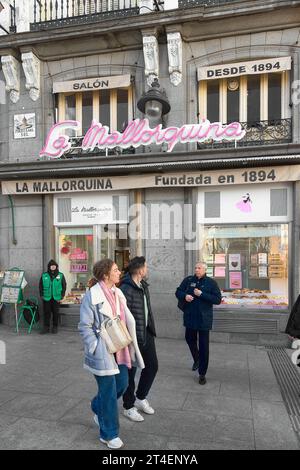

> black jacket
[120,273,156,346]
[285,295,300,338]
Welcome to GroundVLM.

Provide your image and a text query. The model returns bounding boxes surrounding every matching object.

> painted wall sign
[53,74,131,93]
[1,166,299,195]
[198,57,291,81]
[39,118,245,158]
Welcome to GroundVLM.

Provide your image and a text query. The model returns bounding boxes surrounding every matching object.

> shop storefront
[54,192,130,304]
[0,163,298,342]
[198,184,292,312]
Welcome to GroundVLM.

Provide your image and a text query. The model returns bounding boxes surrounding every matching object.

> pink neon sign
[40,118,245,159]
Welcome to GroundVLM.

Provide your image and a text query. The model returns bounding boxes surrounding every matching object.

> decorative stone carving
[167,32,182,86]
[1,55,20,103]
[22,52,40,101]
[143,35,159,87]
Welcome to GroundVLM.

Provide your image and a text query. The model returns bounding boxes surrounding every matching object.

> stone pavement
[0,326,299,450]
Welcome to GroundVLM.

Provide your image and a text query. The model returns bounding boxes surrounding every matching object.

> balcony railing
[30,0,140,31]
[179,0,241,8]
[58,135,136,158]
[197,118,292,150]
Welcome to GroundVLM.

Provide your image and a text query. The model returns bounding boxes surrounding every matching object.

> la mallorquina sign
[39,118,245,158]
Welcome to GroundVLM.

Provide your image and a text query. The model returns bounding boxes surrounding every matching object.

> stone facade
[0,0,300,344]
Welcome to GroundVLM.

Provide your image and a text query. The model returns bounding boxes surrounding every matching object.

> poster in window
[250,254,258,265]
[250,267,258,278]
[214,254,226,264]
[206,266,214,277]
[229,272,242,289]
[229,254,241,271]
[214,266,226,278]
[258,253,268,265]
[204,254,214,265]
[14,114,36,139]
[258,266,268,278]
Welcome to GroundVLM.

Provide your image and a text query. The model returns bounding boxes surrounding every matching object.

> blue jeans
[91,365,128,441]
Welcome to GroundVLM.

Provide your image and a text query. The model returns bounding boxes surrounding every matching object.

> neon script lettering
[40,119,245,159]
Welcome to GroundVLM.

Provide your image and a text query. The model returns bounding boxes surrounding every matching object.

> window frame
[198,71,290,124]
[58,86,133,135]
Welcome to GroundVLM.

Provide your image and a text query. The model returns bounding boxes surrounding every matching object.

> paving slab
[0,327,299,450]
[252,400,299,450]
[0,417,89,450]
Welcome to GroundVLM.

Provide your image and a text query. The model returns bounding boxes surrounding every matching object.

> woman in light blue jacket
[79,259,144,449]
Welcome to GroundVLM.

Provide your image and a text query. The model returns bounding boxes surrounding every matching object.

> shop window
[58,228,94,305]
[201,224,289,310]
[57,223,130,304]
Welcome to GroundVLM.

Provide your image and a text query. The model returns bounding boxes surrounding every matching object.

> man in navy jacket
[176,262,222,385]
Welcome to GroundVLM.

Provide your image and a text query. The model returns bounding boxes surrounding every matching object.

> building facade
[0,0,300,344]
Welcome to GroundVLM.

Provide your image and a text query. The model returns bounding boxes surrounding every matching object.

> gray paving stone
[214,416,255,445]
[0,390,20,407]
[183,393,253,420]
[125,408,215,442]
[147,387,190,411]
[166,439,254,450]
[0,393,82,421]
[219,381,251,399]
[157,374,221,395]
[1,373,75,395]
[0,413,19,431]
[252,400,299,450]
[58,380,98,399]
[0,328,298,450]
[0,417,88,450]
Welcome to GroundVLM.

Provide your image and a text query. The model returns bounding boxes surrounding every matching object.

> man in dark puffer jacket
[120,257,158,422]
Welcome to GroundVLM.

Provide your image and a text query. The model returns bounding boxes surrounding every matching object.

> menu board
[0,269,26,304]
[0,286,21,304]
[3,270,24,287]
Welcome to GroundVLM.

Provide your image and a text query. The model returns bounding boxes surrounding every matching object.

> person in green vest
[39,260,66,334]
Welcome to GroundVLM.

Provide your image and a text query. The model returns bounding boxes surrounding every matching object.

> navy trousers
[185,328,210,376]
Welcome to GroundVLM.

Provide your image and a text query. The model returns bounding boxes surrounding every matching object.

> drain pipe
[7,195,17,245]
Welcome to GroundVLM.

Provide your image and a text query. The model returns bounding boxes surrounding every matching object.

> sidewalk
[0,326,299,450]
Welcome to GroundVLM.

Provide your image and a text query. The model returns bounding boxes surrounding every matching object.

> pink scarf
[100,281,132,369]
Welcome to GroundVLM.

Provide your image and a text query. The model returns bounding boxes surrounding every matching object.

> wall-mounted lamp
[137,78,170,123]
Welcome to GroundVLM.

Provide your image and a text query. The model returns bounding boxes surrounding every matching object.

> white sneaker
[123,407,144,422]
[93,414,99,427]
[100,437,124,449]
[135,398,155,415]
